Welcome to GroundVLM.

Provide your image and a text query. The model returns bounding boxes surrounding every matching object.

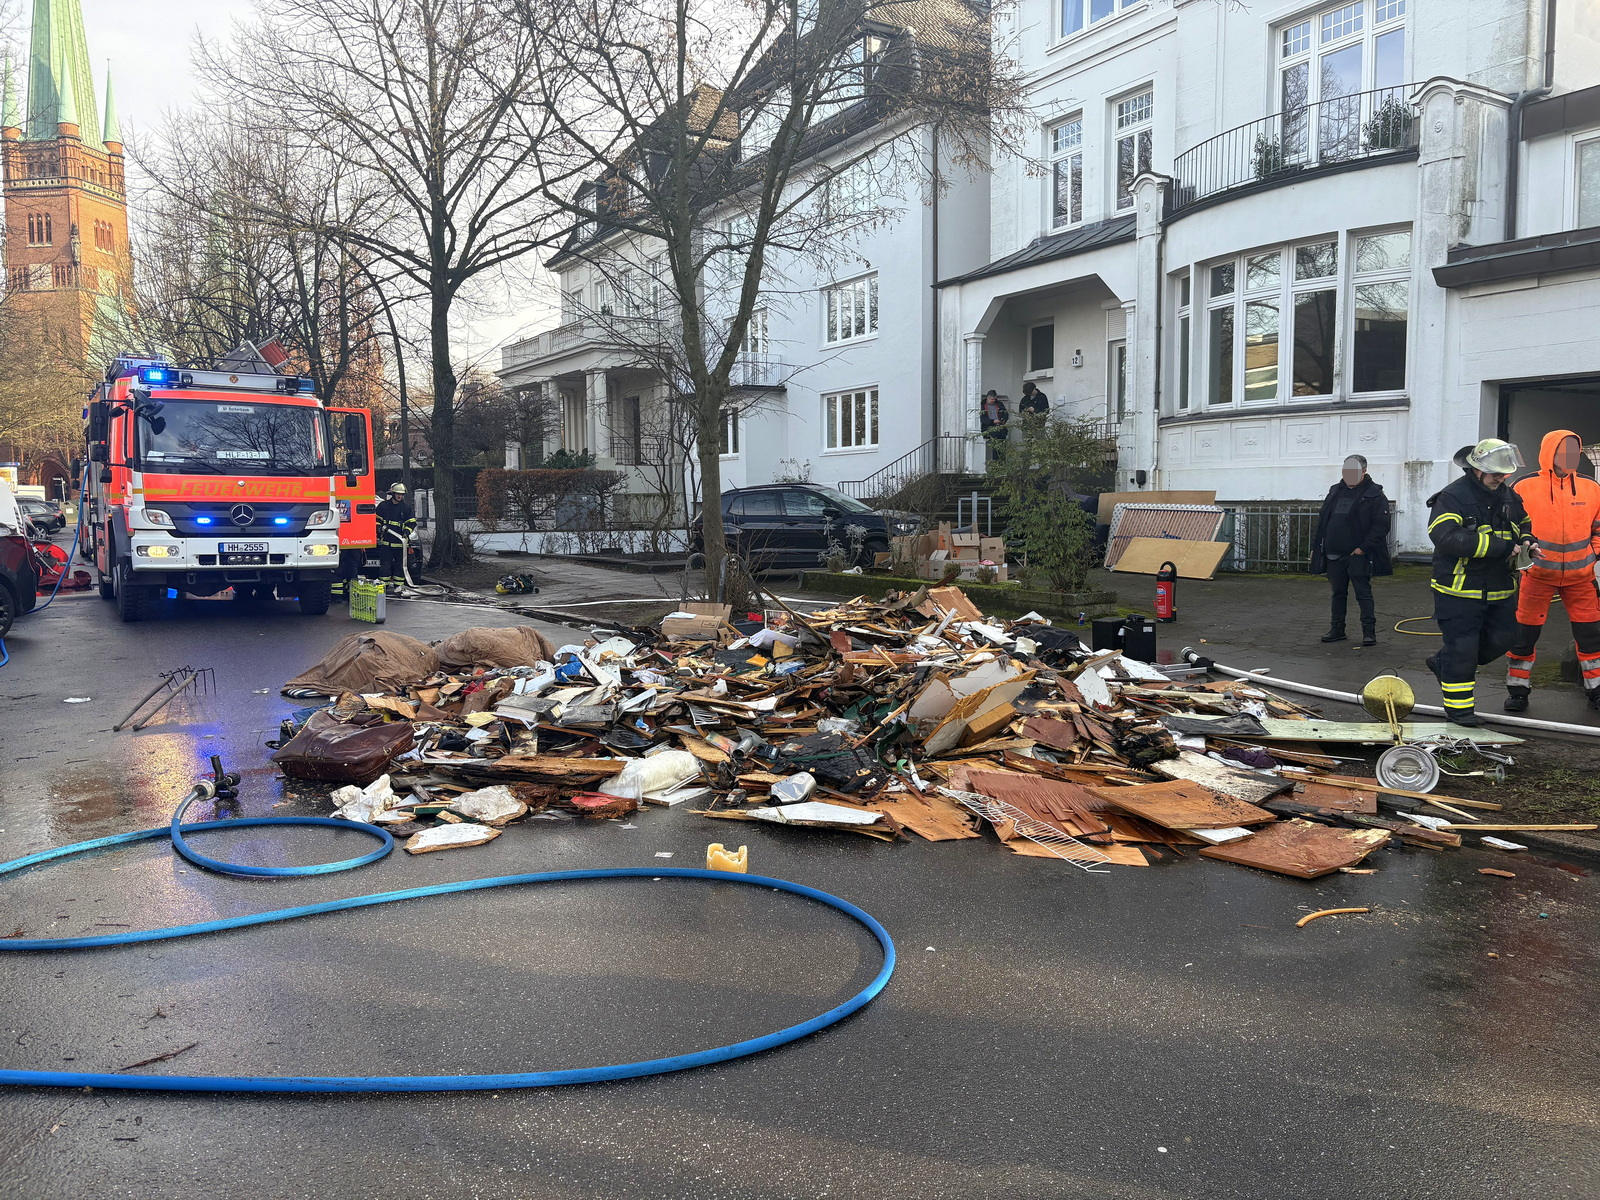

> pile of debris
[269,588,1540,876]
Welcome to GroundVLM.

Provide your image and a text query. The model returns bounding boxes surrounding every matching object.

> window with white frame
[823,273,879,345]
[744,307,770,359]
[1060,0,1144,40]
[1174,270,1192,411]
[561,286,582,323]
[719,407,740,457]
[1108,340,1128,423]
[1278,1,1407,165]
[814,37,882,119]
[824,388,879,450]
[1350,229,1410,393]
[1049,116,1083,228]
[1029,323,1055,373]
[1191,228,1409,410]
[1576,133,1600,228]
[1113,89,1153,211]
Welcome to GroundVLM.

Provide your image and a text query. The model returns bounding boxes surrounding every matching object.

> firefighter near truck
[82,354,375,622]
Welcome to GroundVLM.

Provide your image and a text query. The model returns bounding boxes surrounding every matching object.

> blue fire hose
[0,780,896,1094]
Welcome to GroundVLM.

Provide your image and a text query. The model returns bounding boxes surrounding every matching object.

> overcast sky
[63,0,547,364]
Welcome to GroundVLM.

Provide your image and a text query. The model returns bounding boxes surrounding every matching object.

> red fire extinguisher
[1154,561,1178,623]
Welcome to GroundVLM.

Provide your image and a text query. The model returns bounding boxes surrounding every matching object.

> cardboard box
[979,536,1006,562]
[951,532,981,549]
[660,602,733,644]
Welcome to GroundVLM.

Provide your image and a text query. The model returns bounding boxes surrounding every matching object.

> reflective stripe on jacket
[1426,472,1529,601]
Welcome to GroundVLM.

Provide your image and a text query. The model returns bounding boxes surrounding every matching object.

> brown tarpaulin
[282,631,440,696]
[433,625,556,670]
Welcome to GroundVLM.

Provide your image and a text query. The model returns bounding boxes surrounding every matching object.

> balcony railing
[729,356,791,389]
[500,313,668,371]
[1172,83,1418,215]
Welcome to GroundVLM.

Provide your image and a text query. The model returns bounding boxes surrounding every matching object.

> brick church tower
[0,0,131,489]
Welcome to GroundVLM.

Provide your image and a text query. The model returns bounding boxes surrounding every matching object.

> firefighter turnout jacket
[1514,429,1600,584]
[1427,470,1530,601]
[376,495,417,549]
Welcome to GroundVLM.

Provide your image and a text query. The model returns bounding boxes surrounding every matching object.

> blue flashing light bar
[139,366,175,386]
[297,378,316,393]
[273,517,290,526]
[195,516,214,525]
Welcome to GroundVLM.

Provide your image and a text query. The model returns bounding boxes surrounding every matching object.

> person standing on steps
[1310,454,1392,646]
[1503,430,1600,713]
[375,482,417,593]
[1424,439,1531,726]
[979,390,1009,462]
[1017,381,1050,417]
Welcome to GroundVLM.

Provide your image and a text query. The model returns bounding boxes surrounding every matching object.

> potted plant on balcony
[1252,132,1294,181]
[1362,96,1412,152]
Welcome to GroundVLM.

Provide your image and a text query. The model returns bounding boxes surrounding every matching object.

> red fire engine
[82,353,374,622]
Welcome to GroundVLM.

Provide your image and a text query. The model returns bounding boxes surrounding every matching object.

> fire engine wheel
[298,579,332,616]
[113,561,157,623]
[96,570,114,600]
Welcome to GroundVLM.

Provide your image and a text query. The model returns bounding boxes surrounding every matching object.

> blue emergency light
[273,517,290,526]
[195,516,214,525]
[139,366,176,386]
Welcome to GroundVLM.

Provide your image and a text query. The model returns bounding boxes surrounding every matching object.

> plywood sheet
[1292,781,1378,814]
[873,791,981,841]
[1113,537,1230,580]
[1199,819,1390,879]
[967,770,1111,838]
[1105,505,1226,568]
[1175,715,1524,746]
[1003,836,1149,867]
[1096,490,1217,526]
[1091,779,1276,830]
[1019,716,1081,753]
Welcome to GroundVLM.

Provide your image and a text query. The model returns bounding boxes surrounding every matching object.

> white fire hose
[1180,646,1600,740]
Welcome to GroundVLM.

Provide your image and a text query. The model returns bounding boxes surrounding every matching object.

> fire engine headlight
[141,508,175,528]
[305,508,336,529]
[136,545,178,558]
[305,544,337,557]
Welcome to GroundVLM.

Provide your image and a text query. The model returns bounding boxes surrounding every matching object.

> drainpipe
[1504,0,1557,241]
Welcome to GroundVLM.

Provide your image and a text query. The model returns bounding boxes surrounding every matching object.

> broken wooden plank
[1090,779,1276,830]
[1199,820,1390,879]
[1311,775,1502,810]
[872,791,981,841]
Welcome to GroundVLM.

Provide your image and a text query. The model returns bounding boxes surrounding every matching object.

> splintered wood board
[1019,716,1082,753]
[1292,781,1377,814]
[872,792,981,841]
[1001,835,1150,867]
[1151,752,1292,805]
[1172,715,1524,746]
[1199,819,1390,879]
[1090,780,1276,830]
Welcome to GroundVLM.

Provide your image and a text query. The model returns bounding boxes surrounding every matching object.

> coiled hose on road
[0,774,896,1094]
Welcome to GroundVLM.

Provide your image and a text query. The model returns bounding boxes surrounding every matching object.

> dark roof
[1433,225,1600,289]
[1521,83,1600,141]
[936,214,1136,288]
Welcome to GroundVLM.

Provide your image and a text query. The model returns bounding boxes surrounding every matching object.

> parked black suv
[692,483,922,569]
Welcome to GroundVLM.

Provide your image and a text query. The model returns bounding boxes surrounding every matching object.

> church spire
[102,68,120,148]
[25,0,103,149]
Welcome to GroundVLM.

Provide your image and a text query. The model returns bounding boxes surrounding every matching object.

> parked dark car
[18,497,65,534]
[691,483,922,569]
[0,532,40,637]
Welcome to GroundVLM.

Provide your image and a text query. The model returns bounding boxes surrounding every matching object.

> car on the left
[18,497,66,534]
[0,530,40,637]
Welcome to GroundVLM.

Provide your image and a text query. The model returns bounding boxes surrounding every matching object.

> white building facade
[939,0,1600,552]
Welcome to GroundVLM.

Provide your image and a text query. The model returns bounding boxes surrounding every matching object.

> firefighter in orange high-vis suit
[1503,430,1600,712]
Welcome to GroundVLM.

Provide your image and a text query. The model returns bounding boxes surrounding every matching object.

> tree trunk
[694,387,728,601]
[427,283,467,568]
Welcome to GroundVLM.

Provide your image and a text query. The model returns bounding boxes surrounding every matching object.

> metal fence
[1219,503,1323,572]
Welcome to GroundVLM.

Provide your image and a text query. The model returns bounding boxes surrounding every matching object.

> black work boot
[1425,654,1441,680]
[1503,688,1529,713]
[1320,629,1347,643]
[1446,709,1483,727]
[1361,626,1377,646]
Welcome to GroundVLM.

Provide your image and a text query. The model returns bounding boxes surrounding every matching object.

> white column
[1128,172,1170,491]
[584,369,611,463]
[962,332,985,472]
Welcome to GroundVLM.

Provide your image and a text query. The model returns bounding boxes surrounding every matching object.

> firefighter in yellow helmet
[375,482,416,592]
[1424,439,1531,726]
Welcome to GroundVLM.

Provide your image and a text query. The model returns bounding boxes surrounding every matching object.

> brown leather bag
[270,710,415,783]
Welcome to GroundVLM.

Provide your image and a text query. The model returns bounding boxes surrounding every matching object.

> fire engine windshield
[136,398,330,476]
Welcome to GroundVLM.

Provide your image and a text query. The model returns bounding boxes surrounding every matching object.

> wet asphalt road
[0,581,1597,1199]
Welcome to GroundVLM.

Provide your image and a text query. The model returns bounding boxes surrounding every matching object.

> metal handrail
[1172,82,1418,214]
[837,435,970,501]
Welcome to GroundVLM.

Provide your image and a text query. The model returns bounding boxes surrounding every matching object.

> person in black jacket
[1018,381,1050,416]
[1424,439,1532,726]
[979,390,1009,462]
[375,483,418,591]
[1310,455,1392,645]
